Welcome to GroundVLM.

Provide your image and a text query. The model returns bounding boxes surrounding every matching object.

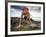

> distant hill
[11,17,40,25]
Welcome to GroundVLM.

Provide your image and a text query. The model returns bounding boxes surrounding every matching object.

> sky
[10,5,41,21]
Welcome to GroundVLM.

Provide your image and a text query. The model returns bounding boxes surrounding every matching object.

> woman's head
[22,7,29,13]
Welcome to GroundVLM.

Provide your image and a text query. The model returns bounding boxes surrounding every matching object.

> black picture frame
[5,1,45,37]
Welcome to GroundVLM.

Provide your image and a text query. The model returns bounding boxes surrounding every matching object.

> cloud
[10,8,22,17]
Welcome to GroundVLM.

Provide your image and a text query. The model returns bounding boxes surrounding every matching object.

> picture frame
[5,1,45,36]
